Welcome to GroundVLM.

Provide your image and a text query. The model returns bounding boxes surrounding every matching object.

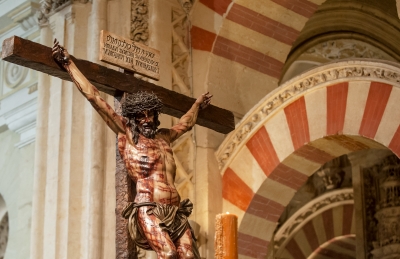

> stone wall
[0,130,34,259]
[0,0,40,258]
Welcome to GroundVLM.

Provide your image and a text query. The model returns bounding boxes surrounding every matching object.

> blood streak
[139,156,150,176]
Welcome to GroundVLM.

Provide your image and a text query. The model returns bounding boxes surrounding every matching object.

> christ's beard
[139,126,157,139]
[141,128,157,139]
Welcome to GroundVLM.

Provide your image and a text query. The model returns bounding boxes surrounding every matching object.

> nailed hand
[52,38,70,66]
[196,92,213,110]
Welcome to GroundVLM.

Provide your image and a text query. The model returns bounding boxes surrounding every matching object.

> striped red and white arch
[217,60,400,258]
[274,189,355,259]
[191,0,325,96]
[189,1,399,257]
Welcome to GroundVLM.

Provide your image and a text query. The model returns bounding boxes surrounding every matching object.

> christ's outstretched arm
[166,92,212,142]
[52,39,126,134]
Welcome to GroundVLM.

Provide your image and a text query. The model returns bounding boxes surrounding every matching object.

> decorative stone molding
[2,96,38,148]
[37,0,69,25]
[37,0,90,26]
[370,163,400,258]
[4,63,29,89]
[7,2,40,32]
[361,155,400,258]
[305,39,394,61]
[19,15,38,31]
[216,60,400,171]
[177,0,194,14]
[374,207,400,244]
[281,0,400,83]
[172,4,190,95]
[1,52,39,148]
[130,0,149,83]
[372,244,400,259]
[274,189,354,254]
[131,0,149,44]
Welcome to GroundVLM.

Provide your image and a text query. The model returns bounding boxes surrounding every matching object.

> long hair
[122,91,163,144]
[127,112,160,144]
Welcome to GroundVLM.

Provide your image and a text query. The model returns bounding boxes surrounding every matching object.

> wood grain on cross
[2,35,235,259]
[1,36,235,134]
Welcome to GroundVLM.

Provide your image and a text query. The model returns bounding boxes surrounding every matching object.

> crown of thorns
[122,91,163,117]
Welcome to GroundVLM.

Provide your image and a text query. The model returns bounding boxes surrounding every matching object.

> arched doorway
[271,148,398,259]
[216,60,400,258]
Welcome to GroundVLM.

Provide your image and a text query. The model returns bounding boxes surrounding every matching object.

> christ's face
[135,110,157,138]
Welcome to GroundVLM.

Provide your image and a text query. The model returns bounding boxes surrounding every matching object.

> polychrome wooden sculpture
[52,39,211,259]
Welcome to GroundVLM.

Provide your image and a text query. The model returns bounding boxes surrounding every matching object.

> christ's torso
[118,131,180,206]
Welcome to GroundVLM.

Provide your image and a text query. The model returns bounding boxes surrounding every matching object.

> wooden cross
[2,35,235,258]
[1,36,234,134]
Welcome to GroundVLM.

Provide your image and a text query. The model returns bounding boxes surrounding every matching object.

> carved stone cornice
[216,60,400,171]
[274,189,354,254]
[6,2,40,32]
[305,39,394,61]
[0,94,38,149]
[37,0,90,26]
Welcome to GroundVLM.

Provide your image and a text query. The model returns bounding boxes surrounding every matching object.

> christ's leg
[175,228,194,259]
[137,207,177,259]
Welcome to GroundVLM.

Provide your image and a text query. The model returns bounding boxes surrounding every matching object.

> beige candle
[215,212,238,259]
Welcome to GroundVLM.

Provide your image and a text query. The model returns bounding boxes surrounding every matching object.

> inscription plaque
[99,30,160,80]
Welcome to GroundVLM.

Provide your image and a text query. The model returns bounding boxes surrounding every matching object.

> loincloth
[122,199,200,258]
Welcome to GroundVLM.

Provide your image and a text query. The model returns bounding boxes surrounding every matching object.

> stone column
[84,1,108,258]
[348,150,395,259]
[348,152,367,259]
[144,1,225,258]
[107,1,134,258]
[371,165,400,259]
[30,1,118,258]
[30,24,52,259]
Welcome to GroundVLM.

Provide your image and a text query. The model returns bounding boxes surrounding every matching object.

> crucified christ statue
[52,40,211,259]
